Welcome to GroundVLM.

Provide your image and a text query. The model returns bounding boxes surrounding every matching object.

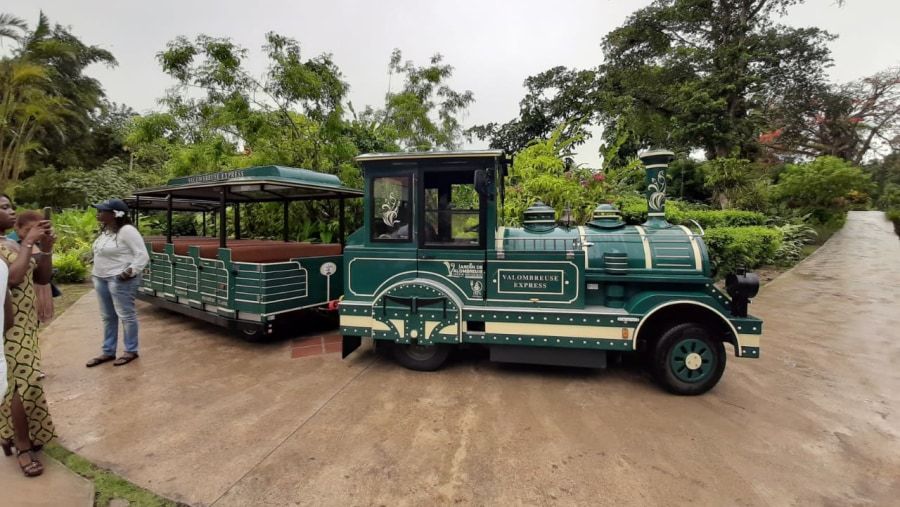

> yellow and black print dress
[0,241,55,446]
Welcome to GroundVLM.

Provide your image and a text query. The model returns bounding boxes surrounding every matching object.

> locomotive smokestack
[639,149,675,228]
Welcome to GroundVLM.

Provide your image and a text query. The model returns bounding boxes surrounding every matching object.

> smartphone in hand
[42,207,52,221]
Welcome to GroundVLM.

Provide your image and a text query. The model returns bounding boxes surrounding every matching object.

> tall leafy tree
[762,66,900,164]
[468,66,600,154]
[598,0,836,160]
[361,49,475,152]
[153,33,354,174]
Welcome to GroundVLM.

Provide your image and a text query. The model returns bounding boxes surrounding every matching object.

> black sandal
[113,353,139,366]
[86,355,115,367]
[16,448,43,477]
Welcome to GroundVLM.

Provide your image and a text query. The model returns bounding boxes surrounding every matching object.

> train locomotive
[339,149,762,395]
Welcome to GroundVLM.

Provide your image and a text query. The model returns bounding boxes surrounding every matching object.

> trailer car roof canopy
[131,165,362,203]
[124,196,220,212]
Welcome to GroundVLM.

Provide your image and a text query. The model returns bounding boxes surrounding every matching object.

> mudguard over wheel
[391,342,451,371]
[652,322,726,395]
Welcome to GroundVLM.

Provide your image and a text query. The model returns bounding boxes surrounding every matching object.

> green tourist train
[132,150,762,395]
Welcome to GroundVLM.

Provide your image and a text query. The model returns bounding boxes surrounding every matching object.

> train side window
[423,175,481,248]
[371,176,412,242]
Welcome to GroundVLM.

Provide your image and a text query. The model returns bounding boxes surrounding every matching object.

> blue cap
[91,198,129,213]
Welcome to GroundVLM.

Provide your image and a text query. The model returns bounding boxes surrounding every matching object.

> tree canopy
[0,1,896,223]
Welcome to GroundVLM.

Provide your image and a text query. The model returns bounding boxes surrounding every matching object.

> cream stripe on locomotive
[341,315,461,337]
[427,322,458,336]
[633,226,653,269]
[485,322,633,340]
[678,225,703,270]
[738,333,760,348]
[577,226,589,269]
[342,315,376,329]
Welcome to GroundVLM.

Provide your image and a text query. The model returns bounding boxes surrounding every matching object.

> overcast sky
[4,0,899,164]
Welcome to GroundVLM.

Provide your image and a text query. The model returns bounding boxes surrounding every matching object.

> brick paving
[289,333,343,358]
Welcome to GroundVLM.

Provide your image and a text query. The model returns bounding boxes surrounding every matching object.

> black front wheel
[391,342,451,371]
[651,322,726,395]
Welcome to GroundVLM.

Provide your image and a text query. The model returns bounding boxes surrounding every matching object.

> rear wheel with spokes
[652,322,726,395]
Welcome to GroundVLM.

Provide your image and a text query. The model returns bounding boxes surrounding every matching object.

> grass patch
[795,220,843,261]
[48,282,94,323]
[44,444,188,507]
[43,282,187,507]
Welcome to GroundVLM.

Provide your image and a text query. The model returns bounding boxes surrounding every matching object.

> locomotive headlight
[725,269,760,317]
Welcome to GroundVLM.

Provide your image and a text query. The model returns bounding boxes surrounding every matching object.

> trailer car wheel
[237,325,268,343]
[652,322,725,396]
[392,342,451,371]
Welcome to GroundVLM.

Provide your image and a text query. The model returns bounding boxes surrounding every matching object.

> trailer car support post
[219,189,227,248]
[234,202,241,240]
[339,198,345,246]
[283,200,290,242]
[166,194,173,243]
[202,212,207,236]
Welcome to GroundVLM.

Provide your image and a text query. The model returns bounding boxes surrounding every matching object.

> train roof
[354,150,506,163]
[131,165,362,203]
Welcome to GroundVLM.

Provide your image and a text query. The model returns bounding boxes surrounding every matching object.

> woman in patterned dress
[0,194,56,477]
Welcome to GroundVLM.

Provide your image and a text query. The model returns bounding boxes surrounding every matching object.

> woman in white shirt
[85,199,149,368]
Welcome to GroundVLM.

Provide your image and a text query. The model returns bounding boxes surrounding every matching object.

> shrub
[614,195,699,225]
[773,222,818,266]
[53,251,90,283]
[775,157,875,223]
[888,209,900,238]
[680,209,767,228]
[704,226,783,277]
[877,183,900,210]
[52,209,99,253]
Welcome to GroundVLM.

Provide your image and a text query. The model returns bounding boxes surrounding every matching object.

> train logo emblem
[470,280,484,298]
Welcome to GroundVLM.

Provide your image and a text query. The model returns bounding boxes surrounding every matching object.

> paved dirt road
[43,211,899,506]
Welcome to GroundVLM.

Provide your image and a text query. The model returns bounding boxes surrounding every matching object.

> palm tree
[0,13,26,43]
[0,11,117,186]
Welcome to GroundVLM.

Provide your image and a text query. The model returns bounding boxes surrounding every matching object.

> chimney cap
[638,149,675,160]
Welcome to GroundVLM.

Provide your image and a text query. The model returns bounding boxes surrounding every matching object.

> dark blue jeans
[93,275,141,356]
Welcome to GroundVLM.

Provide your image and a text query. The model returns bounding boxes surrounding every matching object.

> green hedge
[704,226,783,277]
[680,210,767,228]
[614,196,766,228]
[615,196,695,224]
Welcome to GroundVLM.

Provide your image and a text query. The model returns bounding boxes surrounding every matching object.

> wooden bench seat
[148,238,340,262]
[149,238,270,254]
[229,243,342,263]
[174,239,271,255]
[148,237,221,253]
